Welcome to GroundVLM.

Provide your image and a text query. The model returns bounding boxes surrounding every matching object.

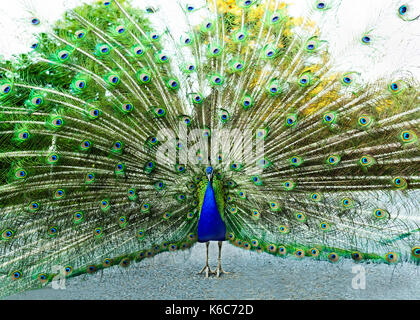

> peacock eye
[329,253,339,262]
[122,103,133,112]
[12,271,22,280]
[3,85,11,94]
[31,18,40,25]
[362,36,371,44]
[64,266,72,275]
[32,97,43,105]
[412,247,420,258]
[168,80,179,88]
[399,5,407,15]
[55,119,63,127]
[400,130,417,144]
[60,52,69,60]
[386,252,398,263]
[234,62,243,70]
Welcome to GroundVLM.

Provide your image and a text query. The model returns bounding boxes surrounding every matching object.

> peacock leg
[213,241,230,277]
[198,242,213,277]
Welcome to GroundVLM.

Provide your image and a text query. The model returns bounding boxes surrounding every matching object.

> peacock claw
[198,265,213,278]
[212,265,230,277]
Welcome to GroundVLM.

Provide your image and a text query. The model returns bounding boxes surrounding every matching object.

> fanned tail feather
[0,0,419,298]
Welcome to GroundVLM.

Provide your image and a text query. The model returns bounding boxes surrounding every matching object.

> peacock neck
[197,180,227,242]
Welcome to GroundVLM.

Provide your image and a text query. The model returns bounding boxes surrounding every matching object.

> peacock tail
[0,0,419,298]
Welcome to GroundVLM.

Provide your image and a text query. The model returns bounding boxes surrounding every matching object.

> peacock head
[206,166,213,181]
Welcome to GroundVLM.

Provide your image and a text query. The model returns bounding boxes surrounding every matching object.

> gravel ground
[6,242,420,300]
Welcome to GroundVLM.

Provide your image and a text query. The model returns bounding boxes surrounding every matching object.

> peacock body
[0,0,419,298]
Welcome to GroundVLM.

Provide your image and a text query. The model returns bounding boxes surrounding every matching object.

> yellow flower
[376,99,393,113]
[269,1,287,11]
[230,7,242,15]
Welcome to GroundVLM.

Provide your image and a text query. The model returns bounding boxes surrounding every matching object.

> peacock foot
[211,265,230,278]
[197,265,214,278]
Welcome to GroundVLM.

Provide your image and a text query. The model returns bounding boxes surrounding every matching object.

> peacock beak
[206,166,213,181]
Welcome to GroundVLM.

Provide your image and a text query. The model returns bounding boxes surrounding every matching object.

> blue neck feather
[197,181,226,242]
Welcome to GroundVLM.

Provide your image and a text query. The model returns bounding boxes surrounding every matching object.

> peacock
[0,0,419,298]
